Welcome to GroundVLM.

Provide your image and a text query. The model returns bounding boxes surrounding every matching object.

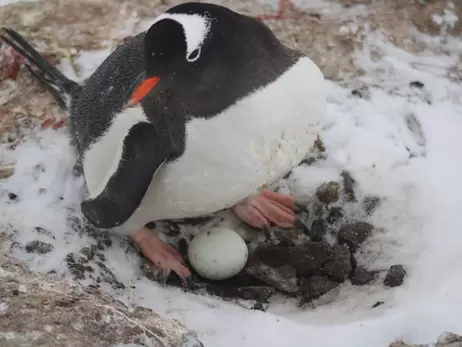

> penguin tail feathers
[0,27,80,110]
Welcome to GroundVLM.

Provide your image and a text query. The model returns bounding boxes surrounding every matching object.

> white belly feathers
[83,56,327,233]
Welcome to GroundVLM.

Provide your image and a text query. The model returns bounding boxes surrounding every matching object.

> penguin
[0,2,326,285]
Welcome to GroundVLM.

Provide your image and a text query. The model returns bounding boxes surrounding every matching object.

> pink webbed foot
[133,227,191,286]
[233,190,296,229]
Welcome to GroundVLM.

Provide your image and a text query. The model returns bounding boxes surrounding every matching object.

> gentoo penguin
[1,2,326,285]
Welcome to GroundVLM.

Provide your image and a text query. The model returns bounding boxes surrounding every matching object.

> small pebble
[351,89,363,98]
[316,182,340,205]
[309,219,326,242]
[341,171,357,202]
[409,81,424,89]
[0,167,14,179]
[338,222,374,252]
[384,265,406,287]
[351,267,378,285]
[372,301,384,308]
[25,240,53,254]
[8,192,18,200]
[299,276,340,301]
[327,207,344,224]
[362,196,381,215]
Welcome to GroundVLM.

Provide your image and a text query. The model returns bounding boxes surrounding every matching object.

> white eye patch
[151,13,210,62]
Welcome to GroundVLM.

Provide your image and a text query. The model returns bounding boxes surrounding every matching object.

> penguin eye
[187,48,201,62]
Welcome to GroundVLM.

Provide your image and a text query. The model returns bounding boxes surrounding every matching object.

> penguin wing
[80,122,170,229]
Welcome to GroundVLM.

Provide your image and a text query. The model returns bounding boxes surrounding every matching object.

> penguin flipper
[81,122,170,229]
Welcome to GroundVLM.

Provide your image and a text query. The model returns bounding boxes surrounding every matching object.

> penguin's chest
[136,57,326,222]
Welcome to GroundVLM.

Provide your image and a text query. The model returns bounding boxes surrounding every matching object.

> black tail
[0,27,80,109]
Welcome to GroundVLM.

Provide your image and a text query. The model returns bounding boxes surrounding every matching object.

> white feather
[114,56,327,235]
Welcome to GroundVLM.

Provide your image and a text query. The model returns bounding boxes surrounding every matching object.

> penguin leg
[233,190,296,229]
[133,227,191,285]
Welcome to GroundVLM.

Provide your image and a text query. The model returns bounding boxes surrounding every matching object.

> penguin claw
[133,227,192,287]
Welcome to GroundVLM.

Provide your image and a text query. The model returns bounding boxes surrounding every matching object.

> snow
[2,5,462,347]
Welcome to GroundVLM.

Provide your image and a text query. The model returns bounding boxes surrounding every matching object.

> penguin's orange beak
[129,76,161,105]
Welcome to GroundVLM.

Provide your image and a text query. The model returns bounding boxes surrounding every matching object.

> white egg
[188,227,249,280]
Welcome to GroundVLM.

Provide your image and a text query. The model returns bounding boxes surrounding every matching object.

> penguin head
[127,2,262,106]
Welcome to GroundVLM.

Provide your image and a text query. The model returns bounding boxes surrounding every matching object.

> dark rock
[79,246,96,261]
[316,182,340,204]
[351,267,378,285]
[66,252,91,280]
[338,222,374,252]
[309,219,326,242]
[314,135,326,152]
[362,196,381,215]
[177,238,189,258]
[253,242,334,276]
[96,253,106,261]
[34,227,55,240]
[327,207,344,224]
[384,265,406,287]
[310,201,326,218]
[96,262,125,289]
[25,240,53,254]
[372,301,384,308]
[267,225,307,247]
[351,89,363,98]
[341,171,357,202]
[299,276,340,301]
[166,221,181,236]
[410,81,424,89]
[95,231,112,250]
[251,302,267,311]
[246,264,298,293]
[321,244,352,281]
[209,285,276,301]
[66,252,88,265]
[8,192,18,200]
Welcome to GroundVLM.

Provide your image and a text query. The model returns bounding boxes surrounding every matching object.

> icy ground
[2,8,462,347]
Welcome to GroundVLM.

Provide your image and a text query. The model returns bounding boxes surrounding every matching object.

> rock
[8,192,18,200]
[79,245,96,261]
[341,171,357,202]
[96,261,125,289]
[0,167,14,179]
[363,196,381,215]
[321,244,352,281]
[0,253,203,347]
[410,81,424,89]
[316,182,340,204]
[338,222,374,252]
[384,265,406,287]
[299,276,340,301]
[327,207,344,224]
[351,267,378,285]
[309,219,326,242]
[209,285,276,301]
[372,301,384,308]
[437,332,462,346]
[253,242,334,276]
[246,264,298,293]
[66,252,93,280]
[25,240,53,254]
